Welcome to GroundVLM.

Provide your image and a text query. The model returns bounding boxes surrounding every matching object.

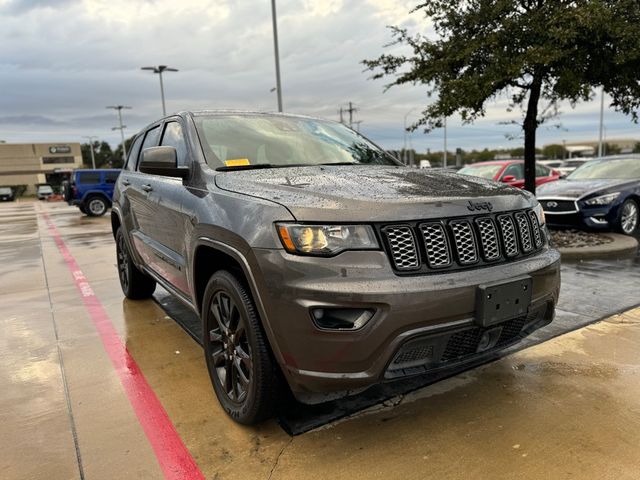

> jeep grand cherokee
[111,111,560,424]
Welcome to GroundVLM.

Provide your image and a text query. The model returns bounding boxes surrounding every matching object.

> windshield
[38,185,53,192]
[458,164,502,179]
[0,187,11,194]
[194,114,400,169]
[567,158,640,180]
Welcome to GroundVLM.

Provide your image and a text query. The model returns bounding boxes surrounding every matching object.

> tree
[542,144,566,160]
[364,0,640,194]
[113,136,136,168]
[81,141,116,169]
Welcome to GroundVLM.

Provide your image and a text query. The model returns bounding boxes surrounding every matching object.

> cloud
[0,0,636,150]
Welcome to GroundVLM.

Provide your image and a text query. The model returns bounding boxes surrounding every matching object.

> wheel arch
[192,239,284,366]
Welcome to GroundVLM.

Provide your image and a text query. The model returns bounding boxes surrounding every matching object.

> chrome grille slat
[450,220,478,265]
[528,211,543,249]
[383,226,419,270]
[475,217,501,261]
[383,209,543,273]
[419,222,452,268]
[497,215,519,258]
[515,212,533,252]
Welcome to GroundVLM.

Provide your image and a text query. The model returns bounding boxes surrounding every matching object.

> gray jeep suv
[112,111,560,424]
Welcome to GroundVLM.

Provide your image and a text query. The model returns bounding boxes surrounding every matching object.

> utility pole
[598,86,605,158]
[353,121,363,132]
[82,135,97,169]
[107,105,132,162]
[345,102,358,128]
[270,0,283,112]
[339,107,345,124]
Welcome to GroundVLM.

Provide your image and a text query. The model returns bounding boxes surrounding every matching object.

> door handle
[122,179,131,186]
[141,184,153,193]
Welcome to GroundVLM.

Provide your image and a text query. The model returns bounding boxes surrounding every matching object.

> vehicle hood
[536,178,635,199]
[214,165,535,221]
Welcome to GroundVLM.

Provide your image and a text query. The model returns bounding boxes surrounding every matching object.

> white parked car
[36,185,54,200]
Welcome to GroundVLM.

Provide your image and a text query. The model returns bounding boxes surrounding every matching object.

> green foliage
[542,144,566,159]
[81,136,135,169]
[364,0,640,192]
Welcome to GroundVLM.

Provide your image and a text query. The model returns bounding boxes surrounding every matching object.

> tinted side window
[138,126,161,170]
[105,171,120,184]
[160,121,188,165]
[125,135,144,172]
[503,164,524,180]
[78,172,101,184]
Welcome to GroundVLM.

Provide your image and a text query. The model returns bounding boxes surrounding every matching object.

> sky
[1,0,639,152]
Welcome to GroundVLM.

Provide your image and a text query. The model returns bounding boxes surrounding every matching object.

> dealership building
[0,142,84,195]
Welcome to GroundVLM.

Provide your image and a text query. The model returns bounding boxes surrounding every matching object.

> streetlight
[107,105,132,162]
[141,65,178,116]
[403,107,418,166]
[443,117,448,168]
[270,0,283,112]
[598,86,605,158]
[82,135,97,169]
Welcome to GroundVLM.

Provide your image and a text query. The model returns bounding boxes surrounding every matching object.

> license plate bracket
[476,276,532,327]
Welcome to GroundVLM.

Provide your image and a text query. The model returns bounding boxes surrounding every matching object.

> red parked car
[458,160,561,188]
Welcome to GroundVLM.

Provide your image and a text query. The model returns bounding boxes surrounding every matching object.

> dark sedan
[537,156,640,235]
[0,187,14,201]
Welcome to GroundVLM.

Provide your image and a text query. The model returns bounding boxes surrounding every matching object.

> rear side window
[125,135,144,172]
[105,171,120,184]
[78,172,101,184]
[535,164,549,177]
[503,163,524,180]
[160,121,188,165]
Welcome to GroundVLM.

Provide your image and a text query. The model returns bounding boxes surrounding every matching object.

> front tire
[116,228,156,299]
[86,196,108,217]
[202,271,278,424]
[617,199,639,235]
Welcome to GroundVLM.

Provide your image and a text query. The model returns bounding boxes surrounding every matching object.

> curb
[557,233,638,260]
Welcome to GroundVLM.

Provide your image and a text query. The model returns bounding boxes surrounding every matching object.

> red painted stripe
[41,212,205,480]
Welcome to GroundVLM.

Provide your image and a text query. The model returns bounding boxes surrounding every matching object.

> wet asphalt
[2,200,640,479]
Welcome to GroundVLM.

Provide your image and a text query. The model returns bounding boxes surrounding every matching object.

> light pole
[270,0,283,112]
[107,105,131,162]
[403,107,418,166]
[443,117,448,168]
[82,135,97,169]
[141,65,178,116]
[598,86,605,158]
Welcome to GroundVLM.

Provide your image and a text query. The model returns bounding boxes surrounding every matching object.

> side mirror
[501,175,516,183]
[139,146,189,179]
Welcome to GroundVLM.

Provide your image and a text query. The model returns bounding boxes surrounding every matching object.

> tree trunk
[523,77,542,194]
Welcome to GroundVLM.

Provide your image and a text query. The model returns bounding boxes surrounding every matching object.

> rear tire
[116,228,156,299]
[86,196,108,217]
[202,271,279,424]
[616,199,639,235]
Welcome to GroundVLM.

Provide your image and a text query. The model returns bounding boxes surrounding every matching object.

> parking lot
[2,200,640,479]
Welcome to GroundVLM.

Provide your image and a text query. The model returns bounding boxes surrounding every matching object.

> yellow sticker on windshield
[225,158,250,167]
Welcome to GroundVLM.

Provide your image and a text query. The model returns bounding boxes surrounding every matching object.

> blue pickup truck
[63,169,120,216]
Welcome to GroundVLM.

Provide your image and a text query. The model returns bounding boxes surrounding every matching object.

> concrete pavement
[1,200,639,479]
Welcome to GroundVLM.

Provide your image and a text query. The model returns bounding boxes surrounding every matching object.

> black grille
[441,315,529,362]
[540,199,577,213]
[381,209,544,274]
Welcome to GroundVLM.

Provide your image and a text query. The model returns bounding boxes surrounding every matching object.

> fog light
[311,308,375,330]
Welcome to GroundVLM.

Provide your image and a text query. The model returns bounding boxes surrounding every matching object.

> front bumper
[545,206,616,230]
[252,247,561,404]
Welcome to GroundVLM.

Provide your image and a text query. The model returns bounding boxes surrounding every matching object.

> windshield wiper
[216,163,314,171]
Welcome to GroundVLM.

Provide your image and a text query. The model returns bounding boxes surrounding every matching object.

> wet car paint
[3,201,640,480]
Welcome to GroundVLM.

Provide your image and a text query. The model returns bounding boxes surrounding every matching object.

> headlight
[276,224,379,255]
[585,192,620,206]
[533,202,546,226]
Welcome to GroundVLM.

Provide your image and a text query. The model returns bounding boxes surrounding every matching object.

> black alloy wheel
[115,228,156,299]
[202,271,278,424]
